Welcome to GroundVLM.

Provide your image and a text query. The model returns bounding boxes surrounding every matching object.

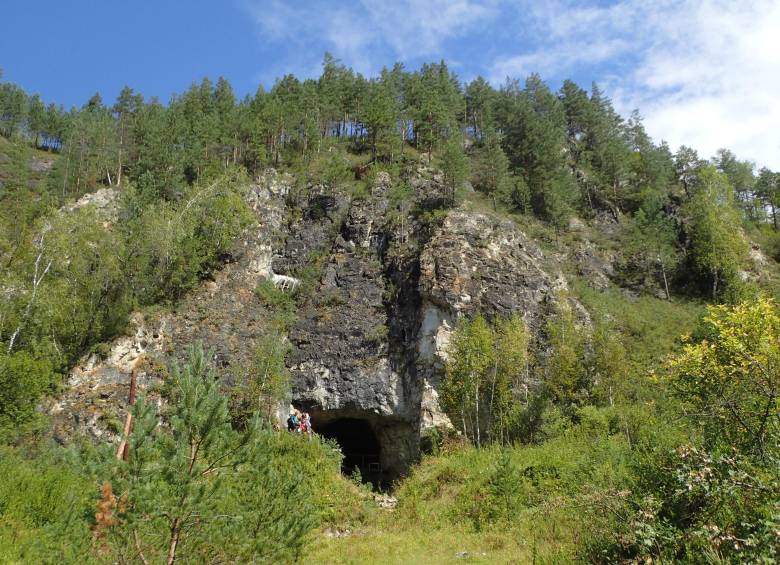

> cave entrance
[316,418,382,485]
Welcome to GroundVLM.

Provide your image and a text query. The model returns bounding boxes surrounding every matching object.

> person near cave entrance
[301,413,312,435]
[286,410,299,432]
[287,410,313,436]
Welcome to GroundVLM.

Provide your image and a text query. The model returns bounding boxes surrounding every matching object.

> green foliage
[682,165,748,300]
[0,346,356,564]
[442,314,495,447]
[544,299,588,408]
[575,282,704,374]
[2,57,780,564]
[231,332,291,425]
[364,324,389,347]
[620,206,682,298]
[124,170,253,304]
[501,74,576,228]
[101,345,330,564]
[255,279,296,309]
[389,420,637,562]
[0,447,94,563]
[442,313,528,446]
[589,316,629,407]
[308,146,353,189]
[670,297,780,457]
[440,136,468,206]
[585,446,780,563]
[471,132,511,208]
[0,351,56,439]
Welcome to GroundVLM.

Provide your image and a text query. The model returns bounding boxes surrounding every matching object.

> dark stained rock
[49,164,591,482]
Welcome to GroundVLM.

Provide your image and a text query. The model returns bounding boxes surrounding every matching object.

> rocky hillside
[48,163,604,483]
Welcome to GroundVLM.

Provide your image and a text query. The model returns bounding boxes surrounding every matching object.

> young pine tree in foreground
[101,345,318,564]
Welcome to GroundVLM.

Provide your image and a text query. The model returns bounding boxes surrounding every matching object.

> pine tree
[472,131,511,209]
[112,86,143,186]
[501,75,576,227]
[465,76,495,140]
[27,94,45,148]
[440,135,468,206]
[623,207,681,299]
[755,167,780,229]
[104,345,318,564]
[363,80,396,161]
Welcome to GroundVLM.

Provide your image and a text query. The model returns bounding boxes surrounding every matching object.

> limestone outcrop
[415,211,576,428]
[49,165,588,481]
[48,170,291,442]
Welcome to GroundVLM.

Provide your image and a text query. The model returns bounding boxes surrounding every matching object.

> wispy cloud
[489,38,630,82]
[243,0,499,76]
[490,0,780,169]
[242,0,780,168]
[617,0,780,169]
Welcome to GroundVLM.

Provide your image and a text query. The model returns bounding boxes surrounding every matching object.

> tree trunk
[474,383,481,449]
[117,147,122,186]
[116,368,138,461]
[660,261,670,300]
[712,269,719,300]
[166,518,180,565]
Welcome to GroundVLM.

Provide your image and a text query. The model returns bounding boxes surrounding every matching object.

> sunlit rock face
[414,210,575,431]
[50,165,587,482]
[287,176,581,481]
[48,171,291,444]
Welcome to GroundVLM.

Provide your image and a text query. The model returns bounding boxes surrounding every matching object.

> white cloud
[490,37,630,82]
[491,0,780,169]
[627,0,780,170]
[243,0,498,76]
[243,0,780,168]
[359,0,499,58]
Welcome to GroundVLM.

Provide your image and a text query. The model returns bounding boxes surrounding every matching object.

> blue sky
[2,0,779,168]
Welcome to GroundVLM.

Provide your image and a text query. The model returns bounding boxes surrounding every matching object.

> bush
[670,297,780,457]
[583,446,780,563]
[125,171,253,304]
[230,332,291,425]
[0,351,57,439]
[0,447,94,563]
[98,345,346,564]
[255,279,297,309]
[308,148,353,189]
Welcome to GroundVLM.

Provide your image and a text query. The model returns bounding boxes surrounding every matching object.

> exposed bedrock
[287,173,422,483]
[48,170,292,443]
[415,211,577,429]
[287,173,580,482]
[50,167,585,483]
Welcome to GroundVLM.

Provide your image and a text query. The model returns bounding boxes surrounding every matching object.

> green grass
[0,135,58,187]
[0,446,95,564]
[573,281,704,370]
[307,427,640,564]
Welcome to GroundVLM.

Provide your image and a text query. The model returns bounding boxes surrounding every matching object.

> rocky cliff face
[415,211,577,429]
[287,173,421,478]
[48,171,291,442]
[49,166,585,482]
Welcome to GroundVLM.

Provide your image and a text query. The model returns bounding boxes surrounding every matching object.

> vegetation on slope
[1,55,780,562]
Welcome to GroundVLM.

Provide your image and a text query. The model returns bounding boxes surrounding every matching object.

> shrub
[670,297,780,457]
[0,447,93,563]
[583,446,780,563]
[86,346,319,563]
[0,350,57,439]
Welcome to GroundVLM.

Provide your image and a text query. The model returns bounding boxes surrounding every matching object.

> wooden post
[116,367,138,461]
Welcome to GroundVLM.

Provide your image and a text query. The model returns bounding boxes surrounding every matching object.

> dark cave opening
[316,418,382,484]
